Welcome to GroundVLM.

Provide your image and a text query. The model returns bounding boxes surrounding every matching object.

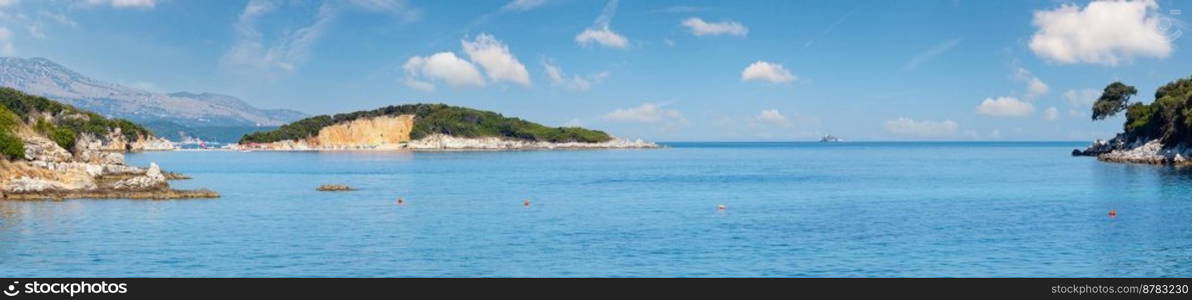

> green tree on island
[1092,76,1192,144]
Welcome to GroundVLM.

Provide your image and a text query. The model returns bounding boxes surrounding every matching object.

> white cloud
[402,52,486,89]
[1029,0,1172,66]
[503,0,546,11]
[576,27,628,48]
[1064,88,1100,107]
[903,39,961,71]
[884,118,959,138]
[1014,68,1049,99]
[402,78,436,93]
[220,0,410,77]
[0,0,18,8]
[741,61,796,83]
[977,96,1035,117]
[603,103,684,123]
[575,0,628,48]
[754,109,790,126]
[543,60,607,91]
[461,34,531,86]
[681,17,748,36]
[84,0,157,8]
[1044,107,1059,121]
[220,1,335,76]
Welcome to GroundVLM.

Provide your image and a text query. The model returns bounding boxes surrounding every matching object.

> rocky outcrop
[1073,133,1192,165]
[2,134,214,200]
[75,129,175,152]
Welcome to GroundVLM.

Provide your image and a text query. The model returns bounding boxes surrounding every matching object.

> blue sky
[0,0,1189,141]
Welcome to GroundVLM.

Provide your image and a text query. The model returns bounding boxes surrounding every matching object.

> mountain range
[0,57,306,142]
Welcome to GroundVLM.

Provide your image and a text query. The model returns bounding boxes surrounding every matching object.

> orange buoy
[1108,209,1117,218]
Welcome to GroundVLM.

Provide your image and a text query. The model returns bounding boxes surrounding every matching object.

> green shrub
[0,131,23,160]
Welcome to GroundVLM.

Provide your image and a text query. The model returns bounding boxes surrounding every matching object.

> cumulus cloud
[741,61,796,83]
[1014,68,1049,99]
[0,27,13,56]
[681,17,748,36]
[884,118,959,138]
[1029,0,1173,66]
[402,52,486,89]
[543,60,608,91]
[462,34,531,86]
[977,96,1035,117]
[402,78,436,93]
[575,0,628,48]
[1044,107,1059,121]
[603,103,684,123]
[754,109,791,127]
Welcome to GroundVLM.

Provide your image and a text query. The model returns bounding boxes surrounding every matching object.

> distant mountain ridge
[0,57,306,141]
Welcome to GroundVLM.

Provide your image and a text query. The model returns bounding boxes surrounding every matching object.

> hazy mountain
[0,57,306,142]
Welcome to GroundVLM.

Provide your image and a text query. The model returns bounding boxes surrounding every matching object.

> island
[1072,75,1192,165]
[0,88,216,200]
[235,103,657,150]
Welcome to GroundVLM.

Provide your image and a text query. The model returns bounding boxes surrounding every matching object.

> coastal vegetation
[0,87,154,154]
[240,103,613,144]
[1092,76,1192,144]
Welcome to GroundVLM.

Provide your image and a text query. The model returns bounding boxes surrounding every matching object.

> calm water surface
[3,142,1192,277]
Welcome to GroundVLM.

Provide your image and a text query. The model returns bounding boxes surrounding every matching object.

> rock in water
[317,184,353,192]
[111,162,167,191]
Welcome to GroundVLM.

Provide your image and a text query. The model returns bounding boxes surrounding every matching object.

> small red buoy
[717,204,726,211]
[523,199,531,207]
[396,197,405,206]
[1108,209,1117,218]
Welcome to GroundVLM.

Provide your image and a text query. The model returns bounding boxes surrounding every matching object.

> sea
[2,142,1191,277]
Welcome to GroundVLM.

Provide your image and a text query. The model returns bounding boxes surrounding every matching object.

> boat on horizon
[819,135,843,143]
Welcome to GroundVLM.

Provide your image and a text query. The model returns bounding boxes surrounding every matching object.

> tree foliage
[1092,82,1138,120]
[1113,76,1192,144]
[0,106,25,159]
[240,103,613,144]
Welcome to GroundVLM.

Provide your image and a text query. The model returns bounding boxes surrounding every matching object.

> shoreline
[231,134,661,152]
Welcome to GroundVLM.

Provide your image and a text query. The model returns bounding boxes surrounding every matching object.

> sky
[0,0,1189,141]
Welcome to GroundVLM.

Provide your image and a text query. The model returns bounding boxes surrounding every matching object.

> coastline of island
[1071,76,1192,166]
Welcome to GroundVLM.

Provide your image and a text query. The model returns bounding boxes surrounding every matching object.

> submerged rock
[317,184,354,192]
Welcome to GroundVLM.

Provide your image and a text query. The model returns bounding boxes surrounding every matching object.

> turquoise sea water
[3,142,1192,277]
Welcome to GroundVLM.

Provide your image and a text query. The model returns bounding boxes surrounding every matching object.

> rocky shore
[1072,134,1192,165]
[1,134,213,200]
[235,133,659,151]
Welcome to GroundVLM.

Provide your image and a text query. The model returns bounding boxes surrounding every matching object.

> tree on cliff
[1091,82,1138,120]
[1090,76,1192,144]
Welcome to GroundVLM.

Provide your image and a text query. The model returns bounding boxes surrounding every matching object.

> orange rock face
[312,114,414,147]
